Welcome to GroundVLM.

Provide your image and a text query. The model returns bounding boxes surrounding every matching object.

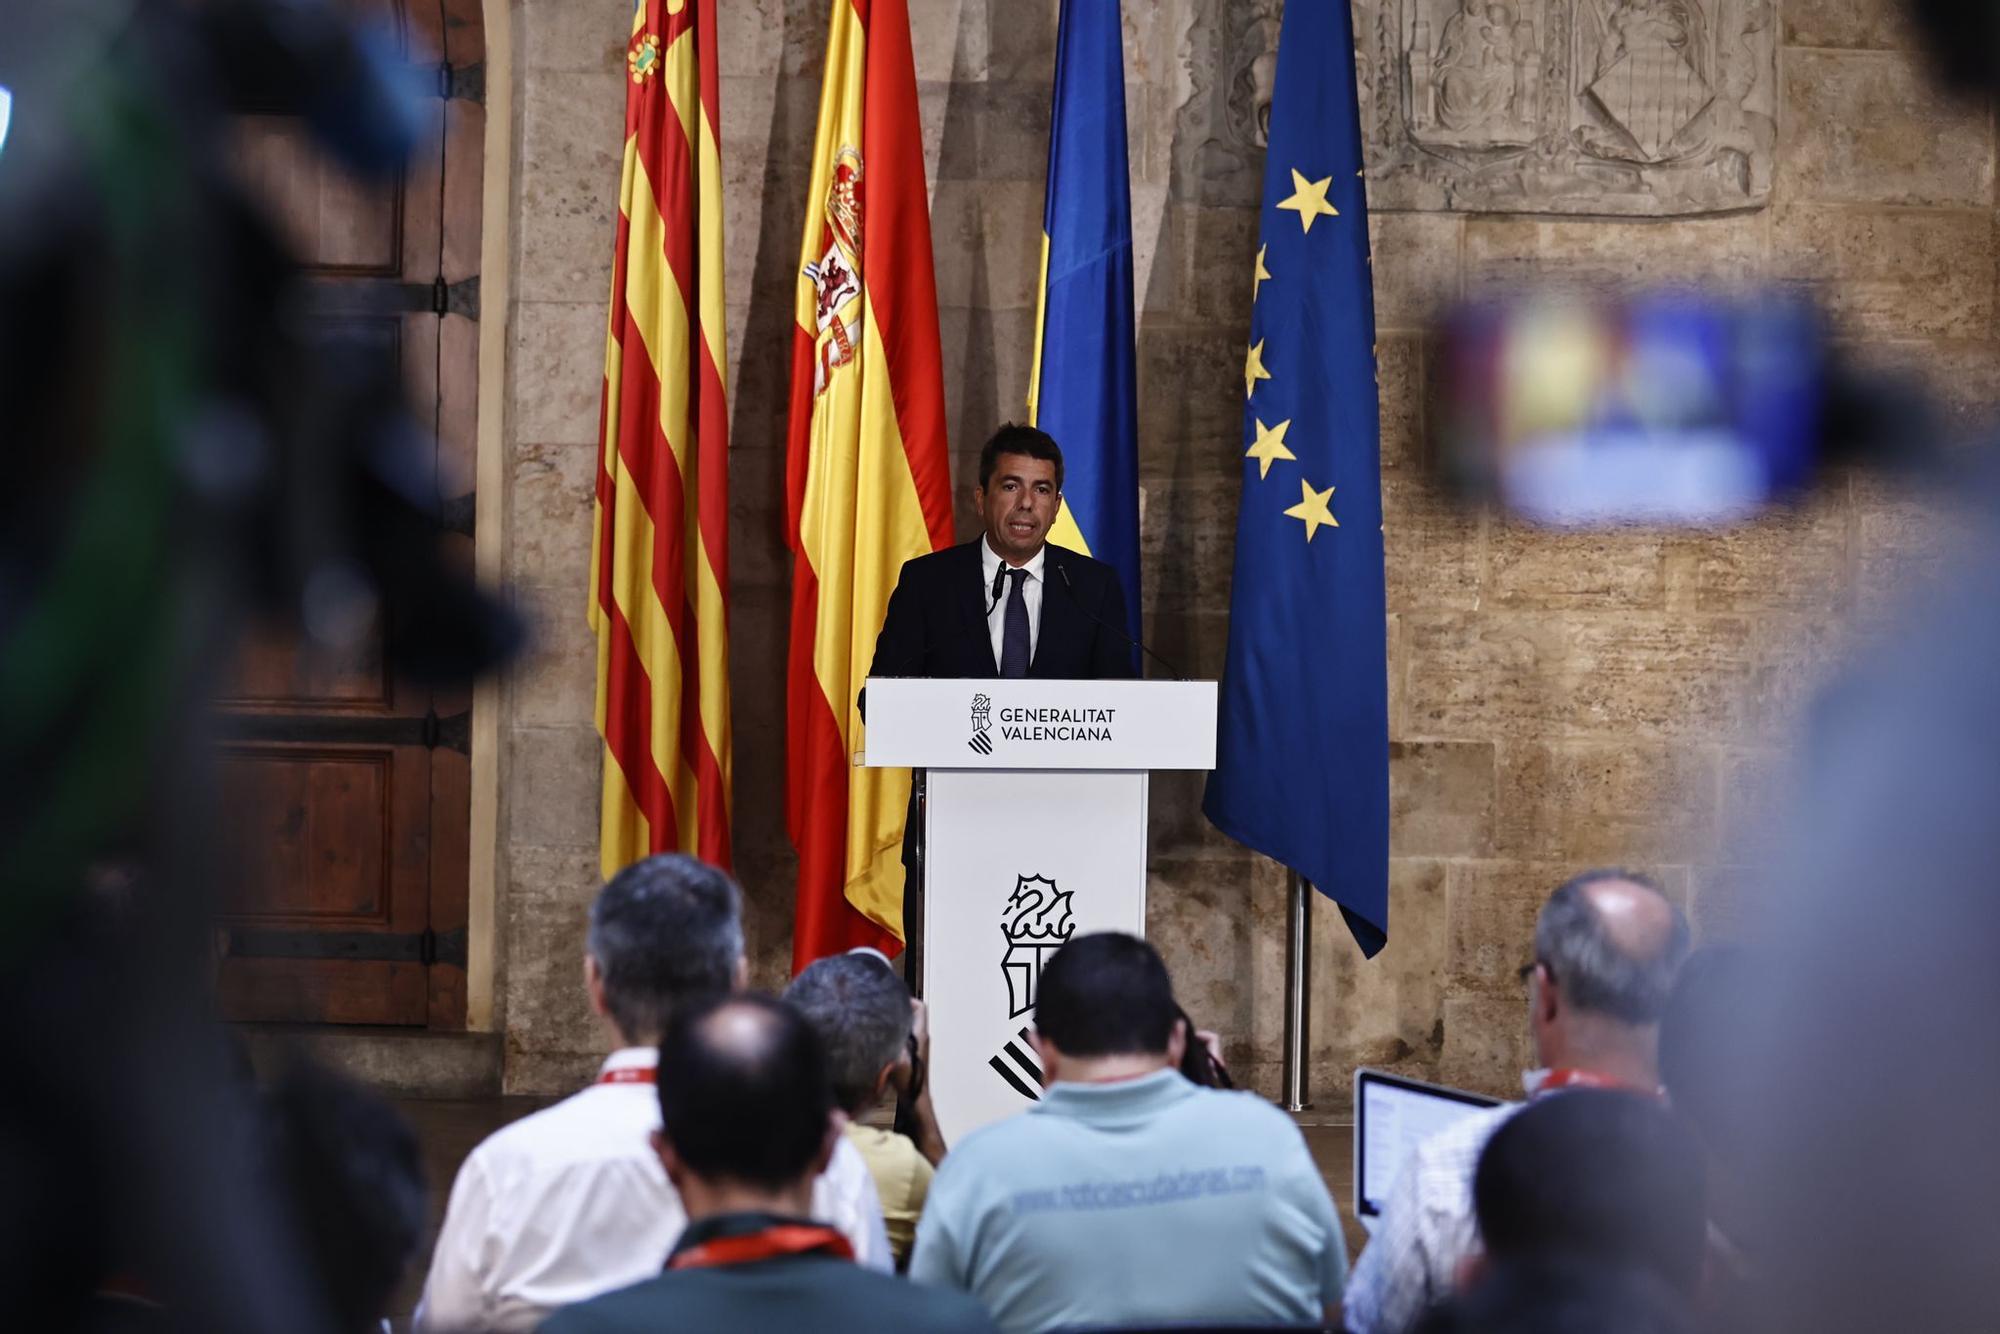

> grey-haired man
[1342,869,1691,1334]
[415,855,889,1333]
[787,951,947,1268]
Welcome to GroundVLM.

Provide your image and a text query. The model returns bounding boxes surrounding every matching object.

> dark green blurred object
[0,13,205,961]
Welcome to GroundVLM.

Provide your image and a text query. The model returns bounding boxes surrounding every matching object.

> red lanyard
[599,1066,657,1085]
[669,1224,855,1271]
[1537,1068,1657,1095]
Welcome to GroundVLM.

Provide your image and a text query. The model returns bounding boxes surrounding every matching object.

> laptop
[1353,1068,1504,1232]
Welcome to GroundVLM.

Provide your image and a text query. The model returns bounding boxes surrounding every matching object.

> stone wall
[491,0,1996,1099]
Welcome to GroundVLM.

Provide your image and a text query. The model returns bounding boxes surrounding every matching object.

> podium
[861,677,1218,1144]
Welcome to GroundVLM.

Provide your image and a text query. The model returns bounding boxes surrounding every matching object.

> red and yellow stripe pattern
[590,0,732,877]
[786,0,953,967]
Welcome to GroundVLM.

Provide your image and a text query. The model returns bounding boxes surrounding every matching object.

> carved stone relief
[1371,0,1775,212]
[1171,0,1286,205]
[1171,0,1774,216]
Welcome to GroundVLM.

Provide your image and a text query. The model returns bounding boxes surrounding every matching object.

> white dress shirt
[980,536,1045,669]
[414,1047,892,1333]
[1341,1101,1521,1334]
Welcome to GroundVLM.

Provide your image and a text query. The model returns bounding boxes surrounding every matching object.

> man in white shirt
[1341,869,1690,1334]
[414,854,890,1333]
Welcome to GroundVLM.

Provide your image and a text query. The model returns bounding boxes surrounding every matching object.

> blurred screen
[1436,291,1826,526]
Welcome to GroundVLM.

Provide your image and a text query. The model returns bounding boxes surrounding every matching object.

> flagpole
[1282,870,1313,1111]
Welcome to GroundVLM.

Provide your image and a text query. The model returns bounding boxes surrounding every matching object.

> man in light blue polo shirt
[910,933,1347,1332]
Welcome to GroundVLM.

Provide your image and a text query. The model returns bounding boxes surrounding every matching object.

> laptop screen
[1354,1069,1504,1221]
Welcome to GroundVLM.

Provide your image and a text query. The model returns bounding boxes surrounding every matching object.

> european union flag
[1202,0,1388,954]
[1028,0,1141,647]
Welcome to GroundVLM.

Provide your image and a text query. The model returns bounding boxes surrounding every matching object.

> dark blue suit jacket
[865,539,1137,683]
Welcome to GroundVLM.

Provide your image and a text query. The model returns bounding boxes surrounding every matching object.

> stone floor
[389,1097,1366,1320]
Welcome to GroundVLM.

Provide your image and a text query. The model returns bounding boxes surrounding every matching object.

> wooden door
[213,0,485,1028]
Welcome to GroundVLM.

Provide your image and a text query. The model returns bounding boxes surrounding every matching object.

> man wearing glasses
[1341,869,1690,1334]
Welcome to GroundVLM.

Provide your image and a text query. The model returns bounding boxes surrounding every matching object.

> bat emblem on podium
[999,874,1074,1018]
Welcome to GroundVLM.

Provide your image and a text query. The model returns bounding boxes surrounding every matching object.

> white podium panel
[863,678,1216,771]
[858,678,1216,1145]
[923,768,1148,1144]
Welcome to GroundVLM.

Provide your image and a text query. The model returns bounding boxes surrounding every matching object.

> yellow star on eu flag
[1277,168,1339,233]
[1244,338,1272,399]
[1252,244,1272,300]
[1246,417,1296,479]
[1283,476,1338,541]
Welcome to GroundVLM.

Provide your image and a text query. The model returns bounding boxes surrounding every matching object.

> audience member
[1413,1258,1693,1334]
[1176,1005,1234,1089]
[1732,473,2000,1331]
[1656,945,1760,1313]
[1343,869,1690,1333]
[910,932,1346,1332]
[77,1057,426,1334]
[786,952,945,1269]
[415,855,889,1332]
[262,1060,428,1333]
[540,994,997,1334]
[1469,1090,1707,1296]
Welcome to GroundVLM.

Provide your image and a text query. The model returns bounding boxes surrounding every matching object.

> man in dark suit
[539,993,996,1334]
[867,423,1137,684]
[865,423,1137,984]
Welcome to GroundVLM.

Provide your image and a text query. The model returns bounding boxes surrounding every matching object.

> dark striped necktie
[1000,567,1030,677]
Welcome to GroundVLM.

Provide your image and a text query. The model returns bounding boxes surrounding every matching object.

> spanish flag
[589,0,733,876]
[786,0,953,966]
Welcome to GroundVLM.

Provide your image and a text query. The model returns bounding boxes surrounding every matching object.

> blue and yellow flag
[1026,0,1140,642]
[1202,0,1388,954]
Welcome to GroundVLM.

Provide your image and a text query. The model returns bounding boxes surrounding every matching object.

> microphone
[1054,560,1184,680]
[990,560,1008,610]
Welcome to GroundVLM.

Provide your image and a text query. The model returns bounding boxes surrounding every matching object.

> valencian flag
[1201,0,1390,954]
[589,0,733,877]
[1026,0,1141,641]
[786,0,953,966]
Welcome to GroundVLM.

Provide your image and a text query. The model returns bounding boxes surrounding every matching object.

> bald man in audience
[540,994,996,1334]
[1342,869,1691,1334]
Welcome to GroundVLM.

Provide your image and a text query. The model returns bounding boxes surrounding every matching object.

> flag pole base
[1281,870,1313,1112]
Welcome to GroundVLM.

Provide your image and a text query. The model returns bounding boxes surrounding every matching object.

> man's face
[975,451,1060,565]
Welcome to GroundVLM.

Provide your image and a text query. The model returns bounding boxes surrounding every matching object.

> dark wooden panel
[216,742,431,923]
[216,741,433,1026]
[231,117,406,276]
[400,76,446,287]
[216,958,429,1025]
[399,0,443,59]
[402,309,443,444]
[216,749,394,921]
[441,0,486,64]
[441,100,485,282]
[222,620,393,712]
[215,0,480,1031]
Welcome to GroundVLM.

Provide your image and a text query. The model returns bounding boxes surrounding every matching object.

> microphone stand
[1052,560,1184,680]
[906,766,928,996]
